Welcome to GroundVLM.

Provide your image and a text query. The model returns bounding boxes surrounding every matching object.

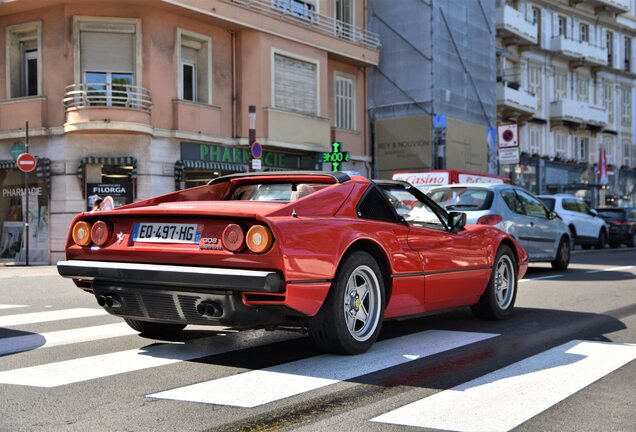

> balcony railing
[497,82,538,115]
[62,83,153,112]
[496,4,538,45]
[549,35,608,66]
[227,0,380,48]
[587,0,631,13]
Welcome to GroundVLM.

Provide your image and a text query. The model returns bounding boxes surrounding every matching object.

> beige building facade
[0,0,379,264]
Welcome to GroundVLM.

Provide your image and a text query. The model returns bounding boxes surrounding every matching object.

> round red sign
[16,153,37,173]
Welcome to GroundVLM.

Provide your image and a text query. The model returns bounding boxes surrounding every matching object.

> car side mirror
[449,211,466,231]
[548,211,559,220]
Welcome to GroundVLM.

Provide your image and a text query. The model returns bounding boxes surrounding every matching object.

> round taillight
[222,224,246,252]
[72,221,92,246]
[91,221,112,246]
[246,225,274,254]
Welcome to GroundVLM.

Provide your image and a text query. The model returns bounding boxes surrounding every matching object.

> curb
[572,246,636,256]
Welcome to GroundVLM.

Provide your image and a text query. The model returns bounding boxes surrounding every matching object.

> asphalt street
[0,248,635,432]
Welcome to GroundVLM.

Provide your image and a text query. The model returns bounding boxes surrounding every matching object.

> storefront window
[0,168,49,263]
[85,163,134,211]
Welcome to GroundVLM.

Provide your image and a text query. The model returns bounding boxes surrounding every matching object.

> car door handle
[529,221,534,227]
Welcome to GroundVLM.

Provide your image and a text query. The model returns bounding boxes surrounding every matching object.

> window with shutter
[335,74,354,130]
[178,32,210,104]
[604,81,615,124]
[274,53,318,116]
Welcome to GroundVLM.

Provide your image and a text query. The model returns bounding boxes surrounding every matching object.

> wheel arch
[340,239,393,306]
[498,238,520,269]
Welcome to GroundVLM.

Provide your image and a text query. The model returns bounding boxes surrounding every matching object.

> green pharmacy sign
[322,142,350,172]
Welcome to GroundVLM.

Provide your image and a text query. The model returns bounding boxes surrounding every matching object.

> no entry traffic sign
[16,153,37,173]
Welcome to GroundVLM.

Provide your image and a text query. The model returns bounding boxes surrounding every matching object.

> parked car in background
[427,184,571,270]
[538,194,608,250]
[595,208,636,247]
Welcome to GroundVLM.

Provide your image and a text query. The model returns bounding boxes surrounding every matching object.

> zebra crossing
[1,302,635,431]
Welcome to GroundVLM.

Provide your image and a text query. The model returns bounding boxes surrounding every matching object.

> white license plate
[132,223,203,244]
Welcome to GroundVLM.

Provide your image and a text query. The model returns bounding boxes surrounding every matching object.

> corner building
[0,0,379,264]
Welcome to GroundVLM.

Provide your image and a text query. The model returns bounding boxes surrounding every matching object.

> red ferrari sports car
[58,172,527,354]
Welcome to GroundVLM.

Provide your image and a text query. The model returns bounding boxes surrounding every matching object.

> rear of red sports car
[58,173,355,332]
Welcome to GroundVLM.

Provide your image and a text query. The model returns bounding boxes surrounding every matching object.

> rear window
[596,210,625,222]
[427,187,494,211]
[228,183,327,202]
[539,197,555,211]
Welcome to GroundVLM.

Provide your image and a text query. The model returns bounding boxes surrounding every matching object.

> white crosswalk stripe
[149,330,499,407]
[0,323,138,356]
[0,308,107,327]
[0,304,27,310]
[371,340,636,432]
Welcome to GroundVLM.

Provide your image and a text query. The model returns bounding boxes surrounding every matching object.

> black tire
[551,236,570,271]
[471,245,517,320]
[307,251,385,355]
[124,319,186,337]
[595,229,607,250]
[568,226,577,250]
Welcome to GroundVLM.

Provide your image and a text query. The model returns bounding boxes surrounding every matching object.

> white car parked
[537,194,608,249]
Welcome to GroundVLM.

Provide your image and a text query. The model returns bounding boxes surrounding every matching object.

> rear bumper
[57,260,283,293]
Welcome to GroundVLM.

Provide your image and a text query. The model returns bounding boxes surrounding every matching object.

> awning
[0,157,51,191]
[174,160,246,190]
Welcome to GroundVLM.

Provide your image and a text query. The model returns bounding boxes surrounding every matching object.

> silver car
[427,184,571,270]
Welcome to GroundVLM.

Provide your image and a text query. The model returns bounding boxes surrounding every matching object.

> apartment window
[557,15,567,37]
[78,20,139,107]
[529,127,541,155]
[576,74,589,103]
[335,0,353,40]
[607,31,614,66]
[575,137,588,162]
[178,30,211,104]
[555,133,568,159]
[6,22,41,98]
[335,74,355,130]
[621,86,632,127]
[532,7,541,42]
[625,37,632,72]
[624,140,631,167]
[527,65,542,110]
[579,23,589,43]
[554,70,567,100]
[274,0,316,22]
[604,136,615,165]
[604,81,615,124]
[274,53,318,116]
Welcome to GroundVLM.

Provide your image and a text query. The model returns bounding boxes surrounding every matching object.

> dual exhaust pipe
[96,295,121,308]
[197,301,223,318]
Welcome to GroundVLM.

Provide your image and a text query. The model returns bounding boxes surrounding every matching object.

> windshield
[538,197,555,211]
[228,183,327,202]
[427,187,494,211]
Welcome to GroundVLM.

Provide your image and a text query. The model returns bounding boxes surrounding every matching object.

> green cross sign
[321,142,350,172]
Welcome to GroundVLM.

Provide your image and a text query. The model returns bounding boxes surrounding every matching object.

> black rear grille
[143,293,181,321]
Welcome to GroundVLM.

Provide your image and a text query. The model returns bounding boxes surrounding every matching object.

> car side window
[378,184,448,231]
[501,190,524,214]
[357,185,400,223]
[562,199,578,212]
[516,190,549,219]
[577,200,591,215]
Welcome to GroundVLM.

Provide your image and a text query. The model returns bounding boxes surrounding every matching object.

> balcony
[0,96,47,131]
[496,5,538,45]
[62,83,153,134]
[587,0,631,14]
[550,36,608,66]
[550,99,608,127]
[497,82,538,118]
[227,0,380,49]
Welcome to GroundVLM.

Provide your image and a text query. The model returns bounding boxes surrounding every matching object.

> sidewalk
[0,265,59,278]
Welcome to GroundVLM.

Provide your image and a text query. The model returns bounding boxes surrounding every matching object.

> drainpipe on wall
[230,30,237,138]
